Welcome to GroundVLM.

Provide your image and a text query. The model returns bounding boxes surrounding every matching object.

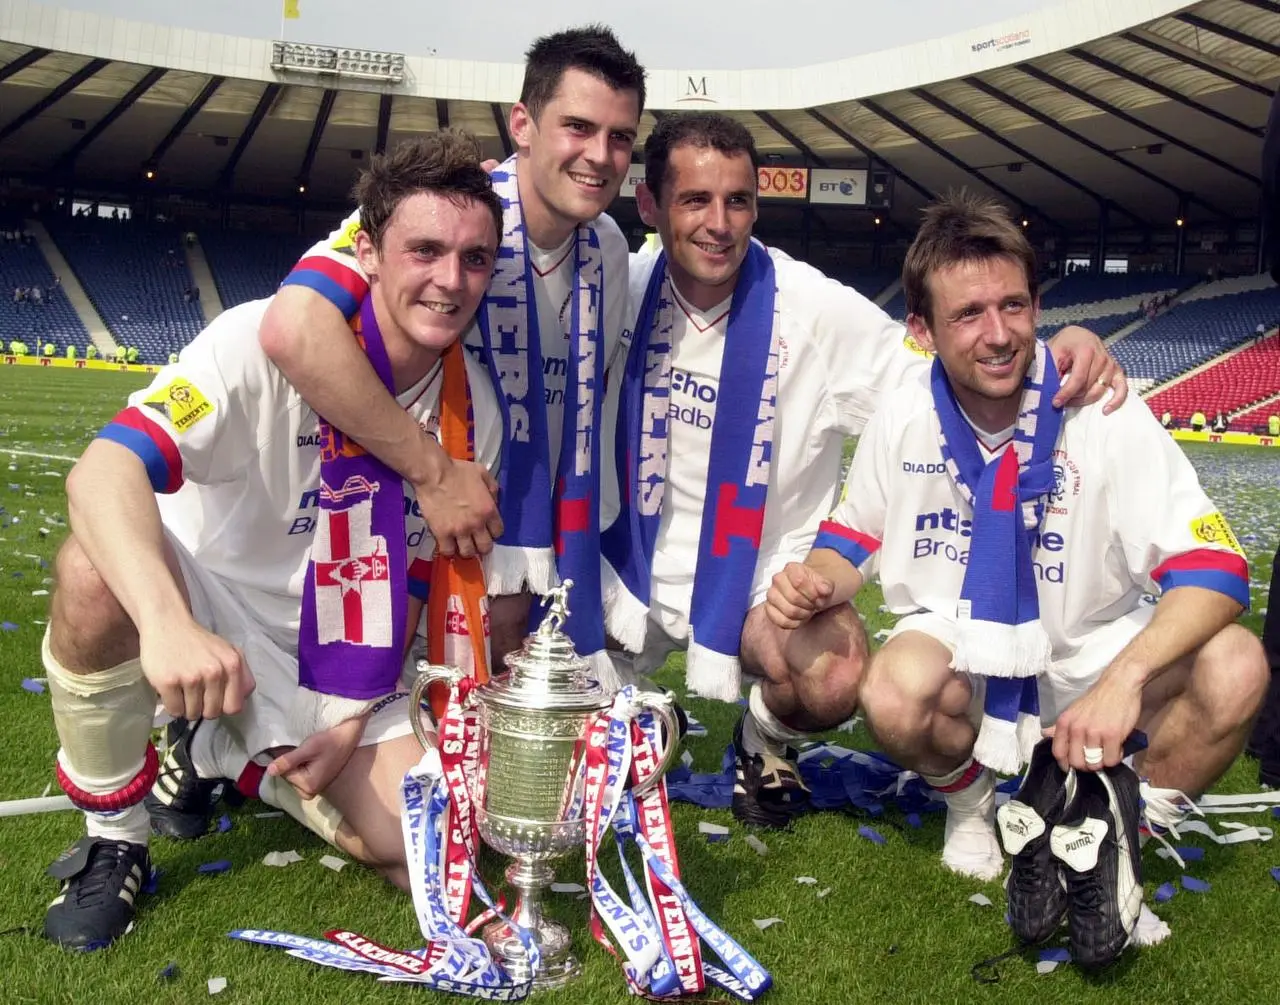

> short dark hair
[643,112,759,204]
[519,25,646,121]
[903,190,1039,327]
[354,131,503,250]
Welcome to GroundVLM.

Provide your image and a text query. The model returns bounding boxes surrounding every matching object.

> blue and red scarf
[475,157,608,676]
[602,244,779,702]
[932,341,1062,774]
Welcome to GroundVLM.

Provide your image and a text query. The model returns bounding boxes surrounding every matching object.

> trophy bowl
[411,581,680,988]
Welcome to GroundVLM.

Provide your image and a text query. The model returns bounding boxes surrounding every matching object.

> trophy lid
[483,580,609,712]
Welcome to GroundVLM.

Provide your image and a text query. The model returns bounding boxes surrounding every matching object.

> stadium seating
[0,235,91,354]
[200,231,314,309]
[1232,396,1280,433]
[1037,271,1192,310]
[1144,334,1280,427]
[1107,275,1280,386]
[46,219,204,363]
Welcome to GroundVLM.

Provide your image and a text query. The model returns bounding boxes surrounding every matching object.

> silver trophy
[410,580,681,988]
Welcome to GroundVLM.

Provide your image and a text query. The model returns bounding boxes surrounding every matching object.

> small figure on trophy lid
[538,579,574,637]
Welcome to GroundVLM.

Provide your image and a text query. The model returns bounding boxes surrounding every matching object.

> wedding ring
[1083,745,1104,766]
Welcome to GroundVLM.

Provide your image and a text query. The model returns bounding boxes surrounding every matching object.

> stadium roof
[0,0,1276,233]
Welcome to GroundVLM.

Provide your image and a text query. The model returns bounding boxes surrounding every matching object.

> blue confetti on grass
[198,860,232,875]
[1154,882,1177,903]
[20,678,44,693]
[705,833,729,843]
[1181,875,1210,893]
[218,814,232,834]
[1270,866,1280,885]
[905,813,922,829]
[1,621,17,631]
[1038,948,1071,963]
[143,868,161,895]
[858,825,887,845]
[1176,846,1205,862]
[158,962,179,981]
[1272,807,1280,820]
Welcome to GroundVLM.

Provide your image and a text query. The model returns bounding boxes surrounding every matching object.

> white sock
[924,761,1003,881]
[187,720,250,782]
[741,683,811,757]
[82,798,151,844]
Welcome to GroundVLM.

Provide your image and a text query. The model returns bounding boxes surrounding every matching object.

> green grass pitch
[0,366,1276,1004]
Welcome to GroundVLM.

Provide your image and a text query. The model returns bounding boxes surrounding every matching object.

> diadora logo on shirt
[667,369,717,430]
[911,507,1067,582]
[903,461,947,475]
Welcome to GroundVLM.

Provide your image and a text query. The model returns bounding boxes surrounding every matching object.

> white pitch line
[0,447,78,463]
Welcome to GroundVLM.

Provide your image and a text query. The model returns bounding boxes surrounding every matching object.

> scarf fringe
[586,649,624,696]
[1015,711,1042,766]
[290,689,379,742]
[485,544,557,597]
[973,715,1024,776]
[601,558,651,652]
[686,639,744,704]
[954,617,1052,679]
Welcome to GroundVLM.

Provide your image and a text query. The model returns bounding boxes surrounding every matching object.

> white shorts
[885,604,1156,726]
[168,531,423,757]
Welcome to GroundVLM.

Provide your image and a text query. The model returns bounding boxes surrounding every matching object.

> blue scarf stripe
[932,343,1063,772]
[475,158,606,655]
[603,246,778,683]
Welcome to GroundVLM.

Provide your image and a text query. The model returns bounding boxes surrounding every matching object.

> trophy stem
[482,856,581,988]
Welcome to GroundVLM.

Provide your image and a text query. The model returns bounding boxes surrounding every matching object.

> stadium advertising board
[619,165,648,199]
[810,169,869,206]
[758,166,809,200]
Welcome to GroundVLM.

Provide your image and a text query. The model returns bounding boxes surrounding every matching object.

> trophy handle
[630,693,682,796]
[410,660,466,751]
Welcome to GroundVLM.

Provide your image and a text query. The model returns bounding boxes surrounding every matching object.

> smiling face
[907,255,1040,431]
[637,143,757,310]
[355,190,498,382]
[510,67,640,245]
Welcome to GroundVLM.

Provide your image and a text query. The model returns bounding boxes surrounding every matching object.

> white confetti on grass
[745,835,769,856]
[263,850,303,867]
[816,888,832,899]
[1035,960,1062,975]
[207,977,228,994]
[550,882,585,894]
[697,822,730,836]
[319,855,347,872]
[968,893,993,907]
[753,918,784,931]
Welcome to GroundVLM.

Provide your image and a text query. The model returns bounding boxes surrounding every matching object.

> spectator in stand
[85,345,97,361]
[65,345,77,361]
[1270,414,1280,437]
[1190,409,1207,431]
[167,351,179,365]
[30,286,42,306]
[1160,410,1173,428]
[126,347,139,365]
[113,346,127,365]
[12,287,22,303]
[43,343,55,358]
[1211,411,1229,433]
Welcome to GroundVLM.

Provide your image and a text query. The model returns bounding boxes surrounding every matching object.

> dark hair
[643,112,759,203]
[903,190,1038,327]
[519,25,646,121]
[354,131,503,249]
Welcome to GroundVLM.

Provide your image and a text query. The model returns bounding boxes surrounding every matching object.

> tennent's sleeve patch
[902,332,933,358]
[328,218,361,257]
[1190,511,1245,557]
[143,378,214,432]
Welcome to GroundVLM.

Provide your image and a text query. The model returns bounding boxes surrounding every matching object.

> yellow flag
[283,0,301,19]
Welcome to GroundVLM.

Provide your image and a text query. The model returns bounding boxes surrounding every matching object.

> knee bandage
[259,772,344,845]
[44,628,158,810]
